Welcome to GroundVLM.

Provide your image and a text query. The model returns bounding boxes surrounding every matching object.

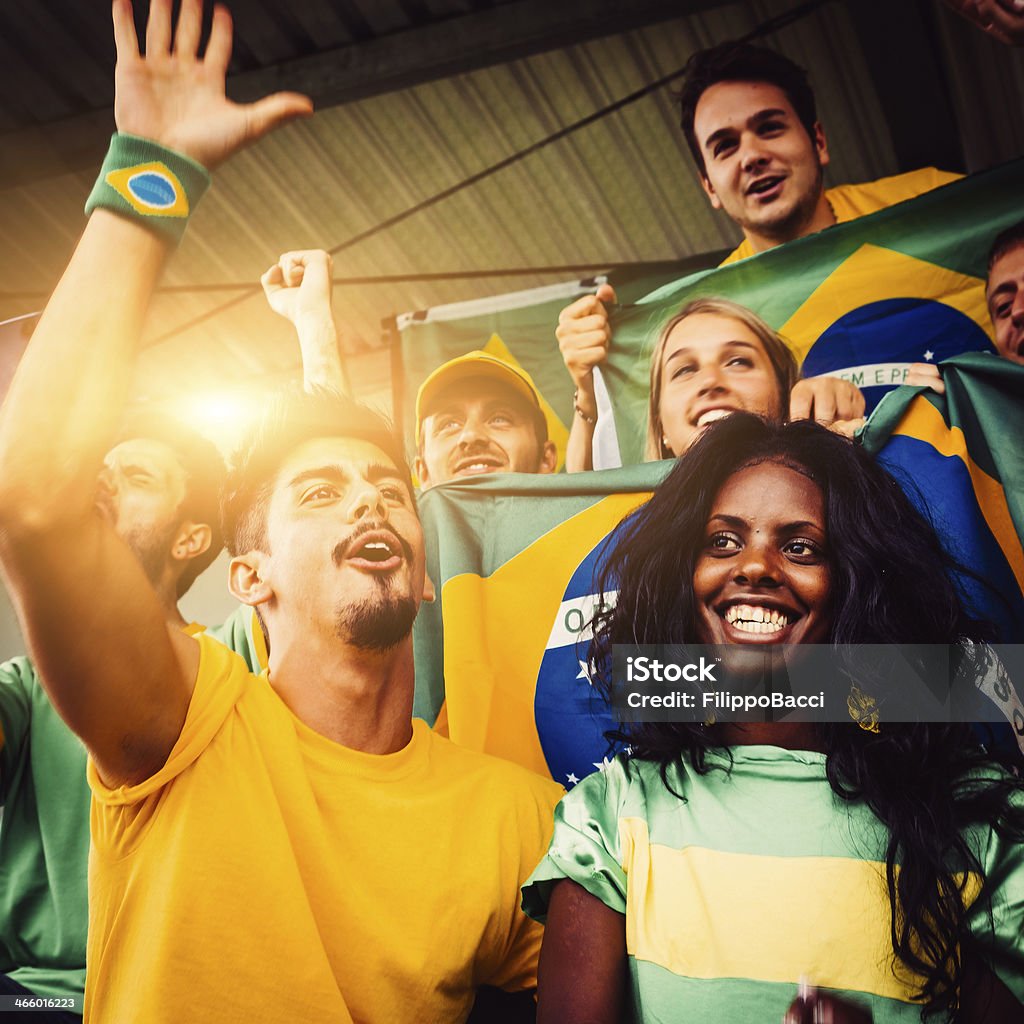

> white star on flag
[566,772,579,785]
[593,757,614,772]
[576,660,592,684]
[923,350,935,361]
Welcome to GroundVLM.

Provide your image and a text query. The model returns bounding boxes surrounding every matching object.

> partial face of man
[97,438,189,585]
[416,378,556,488]
[987,244,1024,365]
[262,437,427,652]
[693,80,830,250]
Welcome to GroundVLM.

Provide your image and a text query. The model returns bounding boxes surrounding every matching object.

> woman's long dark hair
[589,413,1024,1022]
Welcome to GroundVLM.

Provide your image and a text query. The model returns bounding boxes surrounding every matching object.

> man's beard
[747,161,824,244]
[330,522,418,651]
[335,580,418,653]
[122,521,179,590]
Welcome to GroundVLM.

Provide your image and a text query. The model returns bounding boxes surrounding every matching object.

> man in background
[415,351,557,488]
[984,219,1024,367]
[0,414,223,1022]
[908,218,1024,391]
[557,42,926,467]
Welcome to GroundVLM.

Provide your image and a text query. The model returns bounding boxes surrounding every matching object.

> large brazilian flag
[405,161,1024,784]
[400,160,1023,466]
[412,363,1024,788]
[413,462,664,785]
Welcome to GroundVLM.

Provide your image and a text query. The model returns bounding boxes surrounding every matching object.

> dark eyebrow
[482,398,527,416]
[703,126,736,153]
[988,281,1016,300]
[707,514,822,533]
[707,514,747,529]
[287,462,405,491]
[287,465,347,490]
[702,107,790,152]
[664,340,760,367]
[779,520,822,533]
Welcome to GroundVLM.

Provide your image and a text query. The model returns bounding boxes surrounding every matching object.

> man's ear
[228,552,273,608]
[813,121,830,169]
[700,173,722,210]
[172,521,213,564]
[538,440,558,475]
[422,571,436,604]
[413,454,432,491]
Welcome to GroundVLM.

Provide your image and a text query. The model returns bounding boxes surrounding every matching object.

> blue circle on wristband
[127,171,178,210]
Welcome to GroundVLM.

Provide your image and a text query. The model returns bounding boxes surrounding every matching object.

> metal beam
[0,0,732,188]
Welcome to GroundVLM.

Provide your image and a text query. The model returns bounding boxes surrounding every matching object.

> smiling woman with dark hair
[522,414,1024,1024]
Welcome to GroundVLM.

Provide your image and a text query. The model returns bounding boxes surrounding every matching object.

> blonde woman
[557,287,864,471]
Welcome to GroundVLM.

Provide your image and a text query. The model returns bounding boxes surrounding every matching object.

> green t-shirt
[206,605,266,675]
[0,656,89,1003]
[523,748,1024,1023]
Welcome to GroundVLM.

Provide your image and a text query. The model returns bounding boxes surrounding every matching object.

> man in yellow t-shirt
[676,41,961,265]
[557,41,957,462]
[0,4,560,1023]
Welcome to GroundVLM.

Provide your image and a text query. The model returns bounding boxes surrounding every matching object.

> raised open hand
[943,0,1024,45]
[112,0,313,169]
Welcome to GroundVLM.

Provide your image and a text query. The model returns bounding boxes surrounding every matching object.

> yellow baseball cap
[415,351,544,444]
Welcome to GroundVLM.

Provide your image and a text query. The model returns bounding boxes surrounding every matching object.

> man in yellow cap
[414,351,557,488]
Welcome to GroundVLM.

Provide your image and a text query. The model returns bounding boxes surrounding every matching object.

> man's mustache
[332,520,413,566]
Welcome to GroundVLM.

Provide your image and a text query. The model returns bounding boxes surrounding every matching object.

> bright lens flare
[171,391,259,451]
[186,393,247,426]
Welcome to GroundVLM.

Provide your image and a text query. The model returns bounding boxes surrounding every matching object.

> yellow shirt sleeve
[87,635,247,854]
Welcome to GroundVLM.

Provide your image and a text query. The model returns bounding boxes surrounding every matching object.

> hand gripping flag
[860,354,1024,645]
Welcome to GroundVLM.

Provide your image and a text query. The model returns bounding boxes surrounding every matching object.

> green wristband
[84,133,211,244]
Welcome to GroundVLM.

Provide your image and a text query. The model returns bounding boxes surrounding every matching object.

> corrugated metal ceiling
[0,0,1021,419]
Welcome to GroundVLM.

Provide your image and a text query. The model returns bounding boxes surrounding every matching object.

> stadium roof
[0,0,1021,422]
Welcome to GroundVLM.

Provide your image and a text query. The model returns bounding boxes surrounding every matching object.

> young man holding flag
[555,40,964,469]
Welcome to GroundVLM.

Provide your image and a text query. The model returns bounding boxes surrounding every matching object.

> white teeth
[696,409,734,427]
[732,620,783,634]
[723,604,790,632]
